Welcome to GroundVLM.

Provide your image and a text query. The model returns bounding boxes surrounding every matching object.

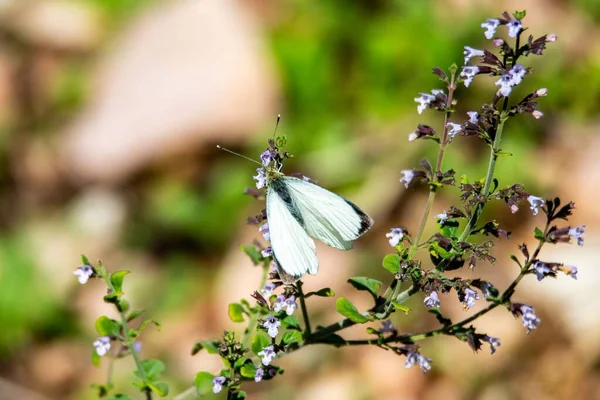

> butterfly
[252,142,374,283]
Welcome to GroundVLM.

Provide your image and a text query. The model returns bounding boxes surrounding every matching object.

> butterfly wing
[281,177,373,250]
[266,180,319,282]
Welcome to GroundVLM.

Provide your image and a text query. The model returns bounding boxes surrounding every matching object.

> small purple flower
[481,18,500,39]
[260,150,272,166]
[408,131,419,142]
[261,246,273,258]
[506,19,522,37]
[467,111,479,124]
[435,210,448,225]
[533,261,552,281]
[527,195,544,216]
[405,351,432,373]
[462,288,479,310]
[562,265,578,280]
[259,223,270,241]
[283,295,298,315]
[536,88,548,97]
[569,225,585,246]
[495,73,514,97]
[254,168,267,189]
[212,376,227,394]
[260,282,277,297]
[519,305,541,334]
[133,341,142,353]
[263,316,281,338]
[446,122,462,140]
[493,38,504,47]
[93,336,111,356]
[258,345,277,366]
[463,46,484,65]
[460,66,479,87]
[74,265,94,284]
[254,368,264,383]
[532,110,544,119]
[380,320,396,333]
[424,291,440,308]
[386,228,405,247]
[483,335,501,354]
[509,64,527,86]
[414,92,436,114]
[400,170,414,188]
[547,33,558,42]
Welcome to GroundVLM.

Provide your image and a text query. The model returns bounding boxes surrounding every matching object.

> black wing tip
[344,199,374,236]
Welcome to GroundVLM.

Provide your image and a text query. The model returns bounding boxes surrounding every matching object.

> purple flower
[569,225,585,246]
[467,111,479,124]
[414,92,436,114]
[254,368,264,383]
[446,122,462,140]
[274,294,297,315]
[460,66,479,87]
[380,320,396,333]
[93,336,111,356]
[405,351,432,373]
[259,223,270,241]
[435,210,448,225]
[536,88,548,97]
[495,73,514,97]
[261,246,272,258]
[212,376,227,393]
[462,288,479,310]
[263,316,281,338]
[493,38,504,47]
[562,265,578,280]
[254,168,267,189]
[258,345,276,365]
[532,110,544,119]
[74,265,94,284]
[463,46,484,65]
[260,282,277,297]
[260,150,272,166]
[527,195,544,216]
[483,335,501,354]
[424,291,440,308]
[386,228,405,247]
[481,18,500,39]
[547,34,558,42]
[519,305,541,334]
[533,261,552,281]
[506,19,522,37]
[400,170,414,188]
[509,64,527,86]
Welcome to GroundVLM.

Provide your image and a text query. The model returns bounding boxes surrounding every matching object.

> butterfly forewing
[280,177,373,248]
[266,181,319,280]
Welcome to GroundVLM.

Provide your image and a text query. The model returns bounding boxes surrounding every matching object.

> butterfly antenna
[271,114,281,141]
[216,145,262,165]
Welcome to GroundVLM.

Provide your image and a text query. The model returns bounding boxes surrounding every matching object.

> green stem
[409,74,456,257]
[296,280,312,337]
[241,264,269,349]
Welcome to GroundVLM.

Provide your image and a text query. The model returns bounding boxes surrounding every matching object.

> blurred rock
[61,0,279,183]
[3,0,102,51]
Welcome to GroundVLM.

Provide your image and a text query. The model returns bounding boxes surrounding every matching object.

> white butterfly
[255,152,374,283]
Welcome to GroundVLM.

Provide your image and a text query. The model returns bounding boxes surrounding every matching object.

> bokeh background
[0,0,598,399]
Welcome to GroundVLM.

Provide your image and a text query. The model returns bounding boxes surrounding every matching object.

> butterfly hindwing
[266,180,319,281]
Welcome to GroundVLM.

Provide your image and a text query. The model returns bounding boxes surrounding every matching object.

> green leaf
[281,315,300,330]
[281,330,303,345]
[191,340,220,355]
[391,301,410,314]
[194,372,215,396]
[110,270,130,294]
[234,391,247,399]
[81,254,92,266]
[534,227,545,241]
[91,349,101,366]
[335,297,369,323]
[127,309,145,322]
[366,327,379,335]
[305,287,335,297]
[103,293,120,305]
[347,277,382,301]
[251,332,271,355]
[139,318,162,332]
[439,220,459,239]
[382,254,401,274]
[141,359,165,381]
[241,245,263,265]
[228,303,245,323]
[496,151,513,157]
[240,360,257,378]
[95,316,120,336]
[148,382,169,397]
[128,328,139,339]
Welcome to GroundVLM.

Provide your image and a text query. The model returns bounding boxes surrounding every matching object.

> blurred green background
[0,0,597,399]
